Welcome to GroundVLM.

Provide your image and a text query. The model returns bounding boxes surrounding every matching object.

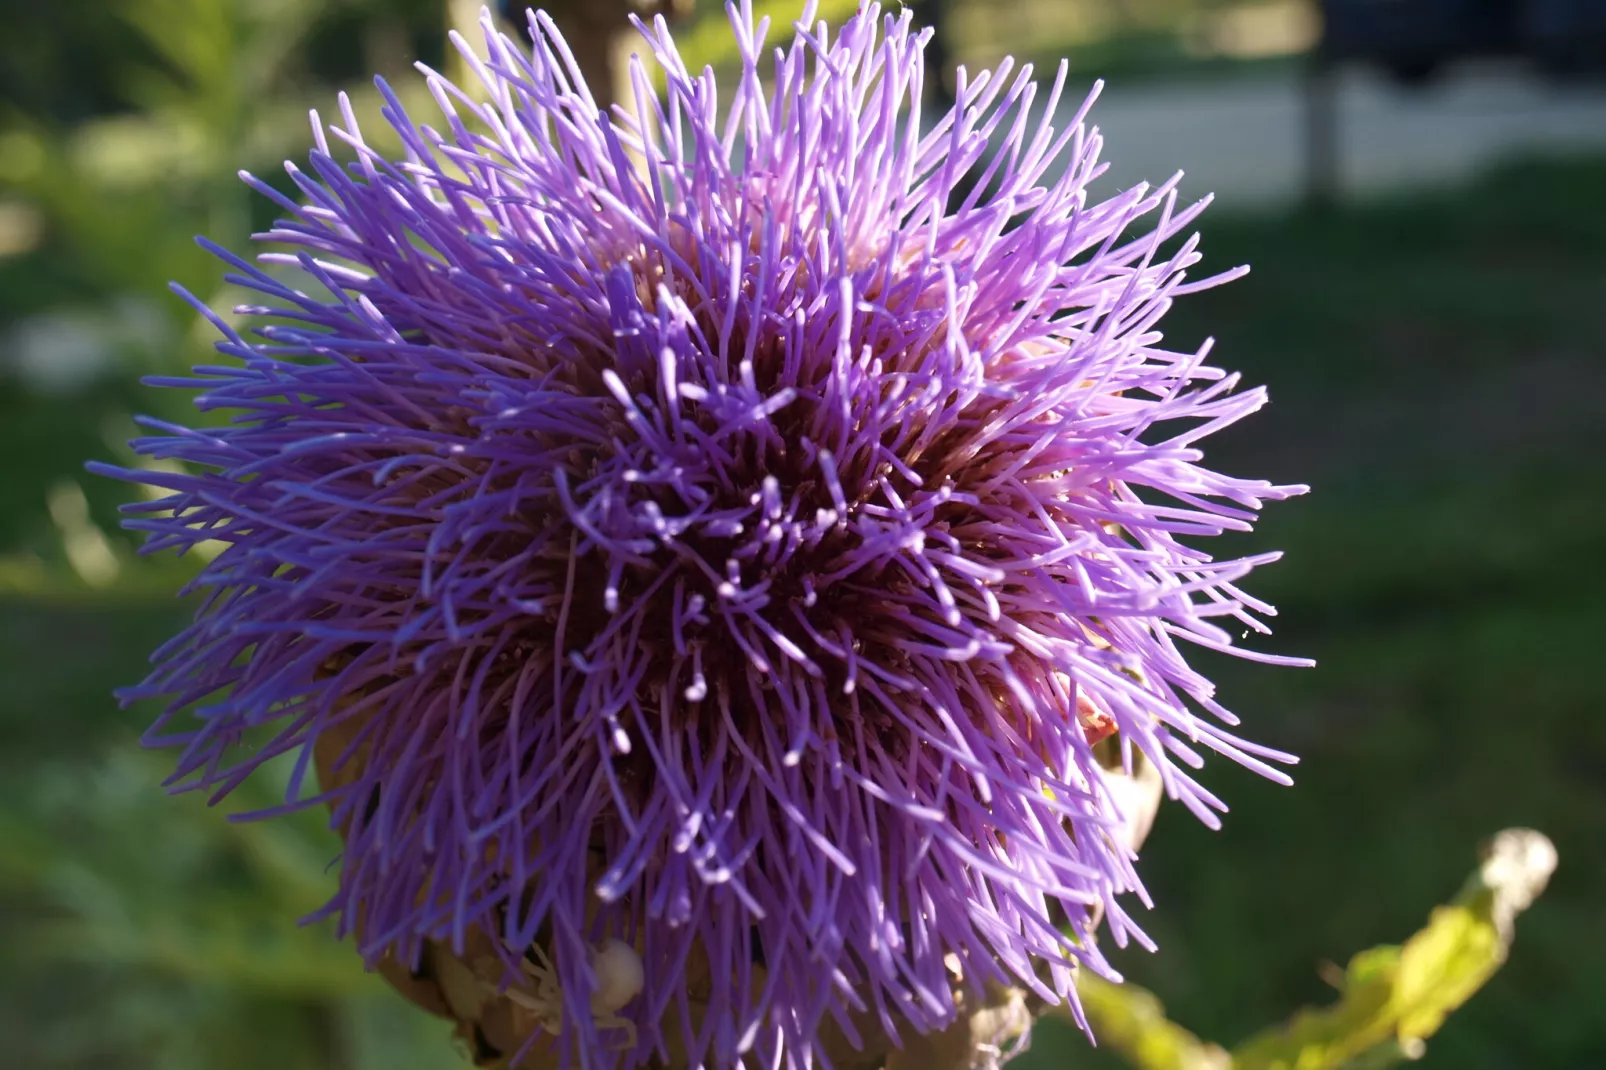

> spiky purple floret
[95,2,1307,1067]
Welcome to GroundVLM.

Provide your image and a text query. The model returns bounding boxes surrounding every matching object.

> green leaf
[1055,830,1554,1070]
[1075,971,1232,1070]
[1231,829,1556,1070]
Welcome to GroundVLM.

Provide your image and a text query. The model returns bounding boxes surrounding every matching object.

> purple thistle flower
[94,2,1308,1067]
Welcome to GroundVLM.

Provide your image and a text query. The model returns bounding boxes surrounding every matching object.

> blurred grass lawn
[2,147,1603,1067]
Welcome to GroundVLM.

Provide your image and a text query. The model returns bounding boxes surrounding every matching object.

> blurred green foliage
[2,1,1602,1068]
[0,3,475,1066]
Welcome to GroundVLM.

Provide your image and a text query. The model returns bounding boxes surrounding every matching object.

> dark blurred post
[908,0,955,113]
[1303,30,1340,208]
[484,0,694,109]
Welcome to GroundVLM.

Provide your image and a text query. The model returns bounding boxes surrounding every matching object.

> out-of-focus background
[1,0,1603,1067]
